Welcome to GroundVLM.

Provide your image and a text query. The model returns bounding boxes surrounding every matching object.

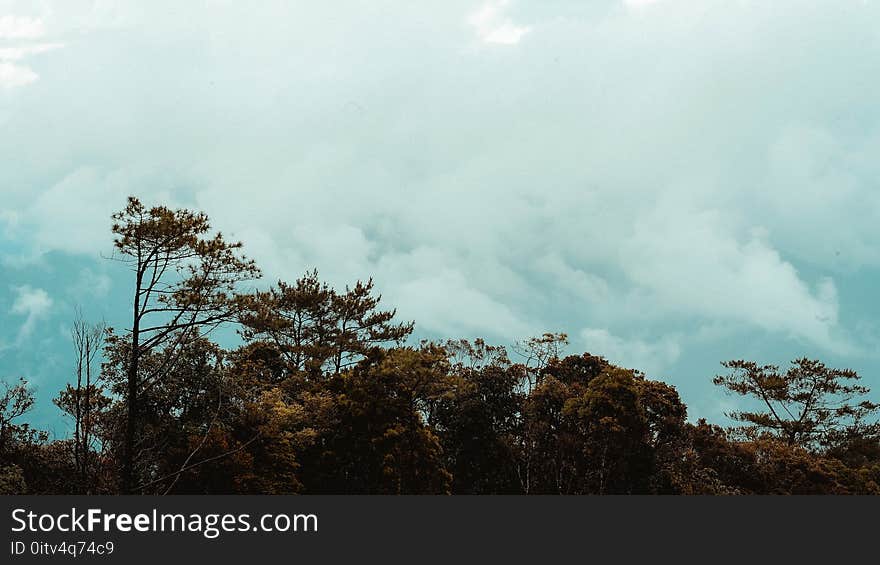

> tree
[517,353,609,494]
[110,196,261,492]
[519,375,571,494]
[713,358,879,449]
[298,347,451,494]
[514,354,687,494]
[0,378,47,494]
[219,340,343,494]
[0,377,37,454]
[513,332,569,391]
[0,464,26,495]
[433,339,522,493]
[53,312,107,492]
[631,377,689,493]
[240,270,413,378]
[9,186,880,496]
[562,367,653,494]
[101,330,267,494]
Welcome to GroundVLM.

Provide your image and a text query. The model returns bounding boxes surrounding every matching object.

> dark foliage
[4,197,878,495]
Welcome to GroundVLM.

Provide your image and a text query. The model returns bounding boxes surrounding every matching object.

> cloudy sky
[2,0,879,433]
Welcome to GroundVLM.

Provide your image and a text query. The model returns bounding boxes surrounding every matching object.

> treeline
[1,197,879,495]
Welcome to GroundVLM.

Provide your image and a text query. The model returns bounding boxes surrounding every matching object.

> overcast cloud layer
[2,0,880,428]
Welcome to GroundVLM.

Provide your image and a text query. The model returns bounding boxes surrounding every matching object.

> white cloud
[394,249,531,338]
[534,254,610,304]
[758,125,880,268]
[392,267,532,339]
[617,200,846,352]
[0,43,63,61]
[0,40,62,89]
[72,268,113,298]
[581,327,681,375]
[0,61,37,88]
[0,209,19,236]
[623,0,662,8]
[2,0,877,368]
[0,15,62,88]
[27,167,138,256]
[468,1,531,45]
[10,285,53,344]
[0,15,44,39]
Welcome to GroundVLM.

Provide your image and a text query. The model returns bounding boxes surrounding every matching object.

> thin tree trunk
[83,340,92,493]
[123,275,143,495]
[74,350,83,485]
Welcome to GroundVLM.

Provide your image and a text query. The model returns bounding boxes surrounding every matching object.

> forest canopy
[2,197,879,495]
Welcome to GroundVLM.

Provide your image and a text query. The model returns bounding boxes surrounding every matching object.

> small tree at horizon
[713,358,879,450]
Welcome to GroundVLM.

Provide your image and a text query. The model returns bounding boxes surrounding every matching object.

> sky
[1,0,880,435]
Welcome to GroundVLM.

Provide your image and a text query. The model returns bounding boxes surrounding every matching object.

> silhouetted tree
[110,196,260,492]
[714,358,879,449]
[299,347,451,494]
[0,378,47,494]
[6,198,880,496]
[240,270,413,377]
[52,312,107,492]
[433,339,522,493]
